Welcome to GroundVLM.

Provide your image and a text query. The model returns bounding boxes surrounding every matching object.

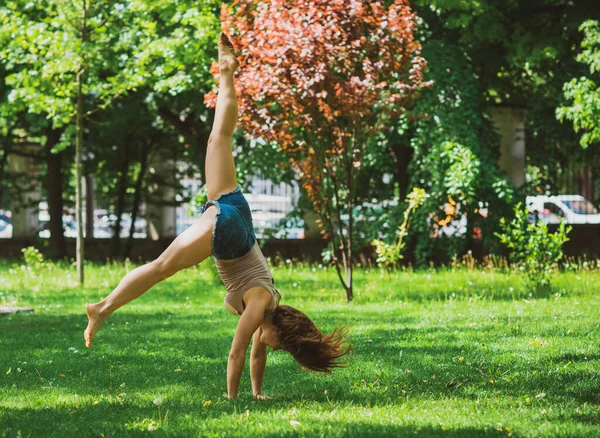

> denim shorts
[200,187,256,260]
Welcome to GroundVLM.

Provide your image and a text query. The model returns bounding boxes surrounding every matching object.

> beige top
[216,242,281,316]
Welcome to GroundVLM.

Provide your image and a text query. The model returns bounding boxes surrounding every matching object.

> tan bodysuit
[216,242,280,316]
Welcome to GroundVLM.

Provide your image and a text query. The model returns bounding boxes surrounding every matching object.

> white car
[0,217,12,238]
[526,195,600,224]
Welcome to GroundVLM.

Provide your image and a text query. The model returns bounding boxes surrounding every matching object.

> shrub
[372,188,429,267]
[21,246,45,268]
[496,203,571,290]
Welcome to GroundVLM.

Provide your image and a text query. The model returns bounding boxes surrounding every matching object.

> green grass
[1,259,599,437]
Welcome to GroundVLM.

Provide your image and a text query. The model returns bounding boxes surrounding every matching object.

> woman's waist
[220,272,274,294]
[216,244,270,276]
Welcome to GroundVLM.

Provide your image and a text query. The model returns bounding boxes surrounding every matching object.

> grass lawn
[1,258,599,437]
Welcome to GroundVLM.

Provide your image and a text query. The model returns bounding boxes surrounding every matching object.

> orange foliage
[205,0,430,243]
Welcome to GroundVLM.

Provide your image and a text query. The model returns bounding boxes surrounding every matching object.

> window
[562,200,598,215]
[544,203,565,217]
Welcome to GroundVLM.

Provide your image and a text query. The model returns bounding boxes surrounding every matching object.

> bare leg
[84,33,241,348]
[205,33,240,200]
[84,207,217,348]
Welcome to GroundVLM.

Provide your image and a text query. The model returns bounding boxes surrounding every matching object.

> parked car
[0,216,12,238]
[526,195,600,224]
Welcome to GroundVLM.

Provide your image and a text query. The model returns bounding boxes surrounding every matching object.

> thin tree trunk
[345,210,353,301]
[125,141,150,259]
[344,129,356,302]
[76,1,88,286]
[345,195,354,301]
[76,68,84,284]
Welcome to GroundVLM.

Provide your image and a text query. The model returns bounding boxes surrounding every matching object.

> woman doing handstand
[84,32,350,400]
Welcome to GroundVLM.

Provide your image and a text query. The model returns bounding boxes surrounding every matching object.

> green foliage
[400,39,514,265]
[496,203,571,290]
[409,1,600,239]
[556,20,600,149]
[372,188,429,267]
[216,0,431,300]
[0,0,224,256]
[1,0,142,129]
[20,246,45,267]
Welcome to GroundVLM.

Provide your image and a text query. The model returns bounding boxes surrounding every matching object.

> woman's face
[260,327,281,351]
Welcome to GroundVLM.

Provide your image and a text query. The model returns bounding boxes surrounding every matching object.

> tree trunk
[85,175,94,239]
[46,147,67,258]
[76,1,87,286]
[125,141,150,259]
[112,144,129,258]
[76,68,85,284]
[390,142,413,199]
[344,258,353,302]
[346,174,354,302]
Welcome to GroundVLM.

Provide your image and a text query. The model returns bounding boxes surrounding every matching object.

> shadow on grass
[0,311,235,394]
[259,424,503,438]
[3,310,599,404]
[1,405,511,438]
[2,305,600,437]
[352,324,600,405]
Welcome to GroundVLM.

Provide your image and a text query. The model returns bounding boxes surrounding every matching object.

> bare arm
[250,328,268,397]
[227,288,270,399]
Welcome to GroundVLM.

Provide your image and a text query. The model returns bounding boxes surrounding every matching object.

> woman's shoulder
[242,285,278,312]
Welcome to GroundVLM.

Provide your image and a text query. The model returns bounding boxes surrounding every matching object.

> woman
[84,32,350,400]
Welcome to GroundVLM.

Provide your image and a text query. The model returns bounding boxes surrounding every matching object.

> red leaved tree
[206,0,430,301]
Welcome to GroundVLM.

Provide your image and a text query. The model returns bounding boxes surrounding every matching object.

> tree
[556,20,600,149]
[410,0,600,200]
[399,39,514,264]
[1,0,149,282]
[364,0,600,264]
[86,94,176,258]
[124,0,225,185]
[208,0,430,301]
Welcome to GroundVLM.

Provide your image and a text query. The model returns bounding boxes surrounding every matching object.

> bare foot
[218,32,239,73]
[84,303,107,348]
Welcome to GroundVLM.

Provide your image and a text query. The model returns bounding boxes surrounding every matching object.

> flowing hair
[271,305,351,374]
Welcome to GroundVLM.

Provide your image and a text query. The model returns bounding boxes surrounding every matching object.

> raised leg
[84,206,217,348]
[205,33,240,200]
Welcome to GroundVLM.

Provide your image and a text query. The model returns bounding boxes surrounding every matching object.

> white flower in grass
[153,397,163,406]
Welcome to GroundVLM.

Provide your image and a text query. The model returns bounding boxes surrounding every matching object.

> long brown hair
[271,305,351,374]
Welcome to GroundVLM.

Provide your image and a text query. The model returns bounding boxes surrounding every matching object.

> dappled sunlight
[1,261,600,436]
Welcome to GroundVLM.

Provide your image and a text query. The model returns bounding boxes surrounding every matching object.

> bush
[495,203,571,290]
[21,246,45,267]
[372,188,429,267]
